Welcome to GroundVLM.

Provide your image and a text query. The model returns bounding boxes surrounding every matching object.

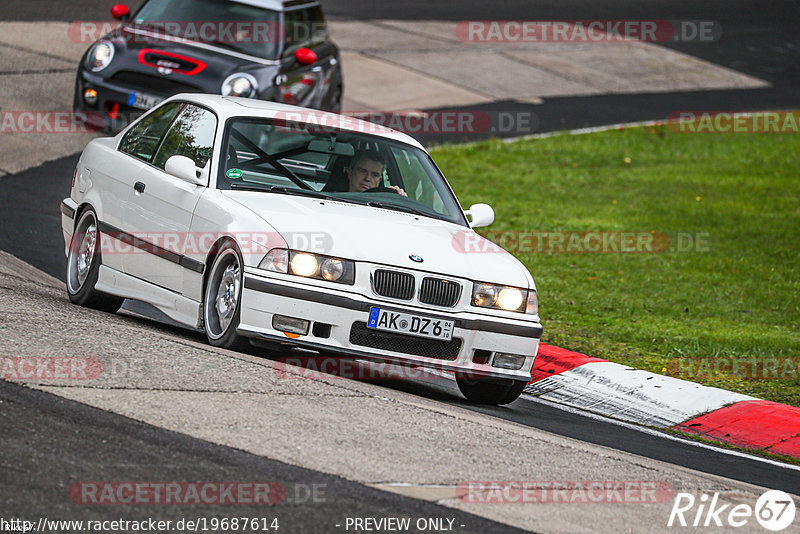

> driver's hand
[388,185,408,197]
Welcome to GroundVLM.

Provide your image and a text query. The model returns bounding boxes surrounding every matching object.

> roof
[168,93,426,151]
[229,0,320,12]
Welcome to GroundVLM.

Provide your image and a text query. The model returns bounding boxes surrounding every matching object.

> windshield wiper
[208,40,248,54]
[230,183,328,198]
[368,201,446,221]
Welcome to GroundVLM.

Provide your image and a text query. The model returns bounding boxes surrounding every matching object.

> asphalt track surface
[0,380,529,534]
[2,0,798,138]
[1,155,799,502]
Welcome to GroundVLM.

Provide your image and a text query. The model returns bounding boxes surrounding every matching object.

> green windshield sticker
[226,168,243,179]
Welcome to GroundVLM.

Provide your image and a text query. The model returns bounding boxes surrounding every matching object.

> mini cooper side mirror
[465,203,495,228]
[165,155,204,186]
[111,4,130,21]
[295,48,318,66]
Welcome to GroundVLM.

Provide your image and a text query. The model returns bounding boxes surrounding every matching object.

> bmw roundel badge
[409,254,423,263]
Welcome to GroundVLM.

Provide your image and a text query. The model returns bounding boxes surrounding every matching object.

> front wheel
[203,243,249,351]
[66,208,124,313]
[456,375,527,405]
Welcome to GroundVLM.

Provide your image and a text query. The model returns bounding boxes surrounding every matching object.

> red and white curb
[525,344,800,460]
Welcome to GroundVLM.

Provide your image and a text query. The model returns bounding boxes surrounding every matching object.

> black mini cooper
[75,0,343,130]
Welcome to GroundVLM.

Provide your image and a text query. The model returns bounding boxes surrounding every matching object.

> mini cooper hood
[222,191,534,289]
[103,25,276,80]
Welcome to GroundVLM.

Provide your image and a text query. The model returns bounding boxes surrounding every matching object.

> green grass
[430,126,800,406]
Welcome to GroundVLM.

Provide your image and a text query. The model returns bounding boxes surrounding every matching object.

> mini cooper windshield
[132,0,282,59]
[219,117,468,226]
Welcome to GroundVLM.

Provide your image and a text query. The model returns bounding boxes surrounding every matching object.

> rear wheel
[203,242,249,351]
[456,375,527,405]
[66,208,124,313]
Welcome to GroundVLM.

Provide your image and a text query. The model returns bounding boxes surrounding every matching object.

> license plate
[128,92,163,110]
[367,307,454,341]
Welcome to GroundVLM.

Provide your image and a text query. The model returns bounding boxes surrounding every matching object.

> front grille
[349,322,462,360]
[109,71,201,96]
[419,277,462,307]
[372,269,415,300]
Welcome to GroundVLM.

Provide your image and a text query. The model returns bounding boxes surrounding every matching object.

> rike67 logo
[668,490,796,531]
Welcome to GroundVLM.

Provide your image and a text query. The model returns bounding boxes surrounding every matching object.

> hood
[222,190,533,289]
[98,25,278,94]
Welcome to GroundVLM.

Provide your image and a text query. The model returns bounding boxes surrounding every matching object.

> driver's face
[347,158,384,192]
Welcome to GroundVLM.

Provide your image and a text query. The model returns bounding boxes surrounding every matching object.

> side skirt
[95,265,202,328]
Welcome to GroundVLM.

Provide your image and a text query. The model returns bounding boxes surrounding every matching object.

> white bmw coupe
[61,94,542,404]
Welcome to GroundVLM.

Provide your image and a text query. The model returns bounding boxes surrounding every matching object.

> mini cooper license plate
[128,92,163,110]
[367,307,454,341]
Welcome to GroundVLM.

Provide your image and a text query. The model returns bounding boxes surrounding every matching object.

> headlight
[259,249,354,285]
[87,41,114,72]
[471,282,534,313]
[222,73,258,98]
[258,248,288,273]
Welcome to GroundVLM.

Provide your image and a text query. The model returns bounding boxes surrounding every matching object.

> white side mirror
[165,155,204,185]
[465,203,495,228]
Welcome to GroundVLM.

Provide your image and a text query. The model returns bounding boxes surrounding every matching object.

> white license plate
[128,92,163,110]
[367,307,454,341]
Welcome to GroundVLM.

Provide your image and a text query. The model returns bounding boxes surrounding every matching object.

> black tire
[66,208,124,313]
[203,241,249,351]
[456,375,527,405]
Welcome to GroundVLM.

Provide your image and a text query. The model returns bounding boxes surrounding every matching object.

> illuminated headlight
[222,73,258,98]
[471,283,533,313]
[259,249,354,285]
[87,41,115,72]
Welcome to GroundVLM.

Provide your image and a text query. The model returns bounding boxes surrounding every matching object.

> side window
[282,9,306,56]
[305,6,328,44]
[119,102,184,162]
[151,104,217,171]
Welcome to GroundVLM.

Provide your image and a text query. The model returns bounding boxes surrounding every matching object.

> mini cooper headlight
[259,249,354,285]
[471,283,534,313]
[222,73,258,98]
[87,41,115,72]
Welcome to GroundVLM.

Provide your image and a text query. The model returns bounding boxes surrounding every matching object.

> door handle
[134,181,146,193]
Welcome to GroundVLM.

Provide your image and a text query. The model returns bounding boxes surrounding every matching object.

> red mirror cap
[295,48,317,66]
[111,4,130,20]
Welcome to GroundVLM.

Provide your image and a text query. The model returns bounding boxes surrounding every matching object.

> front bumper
[237,271,542,381]
[74,69,166,131]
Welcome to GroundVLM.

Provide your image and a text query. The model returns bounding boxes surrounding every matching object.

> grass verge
[431,125,800,406]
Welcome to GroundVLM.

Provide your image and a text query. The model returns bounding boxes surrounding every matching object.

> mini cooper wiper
[208,40,248,54]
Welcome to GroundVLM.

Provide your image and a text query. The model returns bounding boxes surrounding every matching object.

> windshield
[132,0,281,59]
[218,117,467,226]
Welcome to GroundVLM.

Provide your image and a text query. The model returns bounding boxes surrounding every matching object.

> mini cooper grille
[109,71,201,95]
[349,322,462,360]
[372,270,415,300]
[418,277,462,307]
